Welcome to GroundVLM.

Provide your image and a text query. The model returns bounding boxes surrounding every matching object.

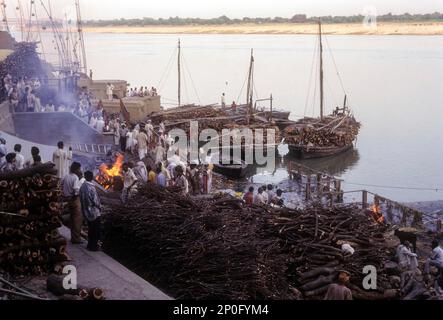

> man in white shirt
[106,83,114,101]
[96,116,105,133]
[396,241,418,271]
[425,240,443,275]
[145,120,154,145]
[52,141,73,179]
[137,129,149,160]
[121,163,138,204]
[254,187,266,205]
[221,93,226,108]
[174,165,189,196]
[14,144,25,170]
[61,162,83,244]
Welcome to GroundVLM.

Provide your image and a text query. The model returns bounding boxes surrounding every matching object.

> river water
[36,33,443,202]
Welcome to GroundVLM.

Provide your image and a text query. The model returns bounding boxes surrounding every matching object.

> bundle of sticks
[103,184,396,300]
[0,164,68,276]
[284,116,361,147]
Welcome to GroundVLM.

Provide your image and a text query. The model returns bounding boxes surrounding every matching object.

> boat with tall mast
[284,21,360,159]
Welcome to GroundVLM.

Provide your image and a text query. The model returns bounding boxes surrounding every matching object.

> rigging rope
[304,36,319,117]
[324,37,347,98]
[182,54,201,105]
[236,72,248,105]
[157,46,177,93]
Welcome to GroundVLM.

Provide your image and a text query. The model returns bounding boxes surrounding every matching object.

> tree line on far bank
[82,12,443,27]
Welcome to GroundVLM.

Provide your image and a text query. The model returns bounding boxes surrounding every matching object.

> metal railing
[287,160,440,231]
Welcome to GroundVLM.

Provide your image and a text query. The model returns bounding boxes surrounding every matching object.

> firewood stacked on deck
[103,184,396,300]
[284,116,361,147]
[0,164,68,276]
[149,105,228,125]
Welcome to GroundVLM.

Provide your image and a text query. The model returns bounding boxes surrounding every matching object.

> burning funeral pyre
[95,154,124,191]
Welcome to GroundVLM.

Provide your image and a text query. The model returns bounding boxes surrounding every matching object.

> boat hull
[257,111,290,120]
[288,144,354,159]
[213,162,251,179]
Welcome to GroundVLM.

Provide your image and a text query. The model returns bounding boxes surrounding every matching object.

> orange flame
[370,204,385,224]
[96,153,124,189]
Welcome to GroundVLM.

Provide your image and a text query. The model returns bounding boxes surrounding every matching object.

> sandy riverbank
[83,22,443,35]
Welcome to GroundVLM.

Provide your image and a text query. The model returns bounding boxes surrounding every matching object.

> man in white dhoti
[52,141,73,179]
[89,113,98,129]
[96,116,105,133]
[145,120,154,145]
[154,143,165,164]
[106,83,115,101]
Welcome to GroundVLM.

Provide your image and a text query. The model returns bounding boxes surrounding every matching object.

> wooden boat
[213,158,251,179]
[284,21,360,159]
[288,143,353,159]
[257,110,290,120]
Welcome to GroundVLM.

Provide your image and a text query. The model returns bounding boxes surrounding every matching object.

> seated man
[425,240,443,275]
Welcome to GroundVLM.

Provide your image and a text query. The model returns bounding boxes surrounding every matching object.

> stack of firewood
[0,164,68,276]
[149,105,227,125]
[102,184,400,300]
[284,116,360,147]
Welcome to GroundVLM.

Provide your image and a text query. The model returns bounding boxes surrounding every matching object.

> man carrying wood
[324,270,353,300]
[61,162,83,244]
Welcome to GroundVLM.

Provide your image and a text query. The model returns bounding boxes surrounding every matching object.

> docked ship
[284,21,360,159]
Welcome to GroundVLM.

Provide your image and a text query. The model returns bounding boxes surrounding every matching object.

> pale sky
[7,0,443,20]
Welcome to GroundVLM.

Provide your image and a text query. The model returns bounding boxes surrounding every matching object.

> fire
[370,204,385,224]
[96,153,124,190]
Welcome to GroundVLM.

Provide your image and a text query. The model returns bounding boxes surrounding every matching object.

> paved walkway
[60,227,171,300]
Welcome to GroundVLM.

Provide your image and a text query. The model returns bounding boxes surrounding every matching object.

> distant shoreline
[83,22,443,36]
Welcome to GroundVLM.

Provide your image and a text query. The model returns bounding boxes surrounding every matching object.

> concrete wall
[80,79,128,100]
[12,112,112,146]
[94,96,161,122]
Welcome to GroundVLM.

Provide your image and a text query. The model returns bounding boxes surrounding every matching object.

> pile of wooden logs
[284,116,360,147]
[149,105,228,125]
[102,184,398,300]
[0,164,68,276]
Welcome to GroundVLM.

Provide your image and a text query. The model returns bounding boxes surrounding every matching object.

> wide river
[36,33,443,202]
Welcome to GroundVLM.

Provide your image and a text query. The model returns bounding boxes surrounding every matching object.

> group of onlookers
[0,138,43,173]
[242,184,284,207]
[127,86,158,98]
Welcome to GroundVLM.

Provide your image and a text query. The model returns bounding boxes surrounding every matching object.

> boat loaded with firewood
[284,21,360,159]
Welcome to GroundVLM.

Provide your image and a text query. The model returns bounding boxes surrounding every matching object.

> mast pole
[16,0,25,41]
[1,1,10,33]
[246,49,254,110]
[178,39,181,107]
[319,20,324,120]
[75,0,87,74]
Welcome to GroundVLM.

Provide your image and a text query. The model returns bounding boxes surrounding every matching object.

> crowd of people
[394,238,443,294]
[127,86,158,98]
[2,73,46,113]
[242,184,284,207]
[106,117,214,203]
[0,139,44,172]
